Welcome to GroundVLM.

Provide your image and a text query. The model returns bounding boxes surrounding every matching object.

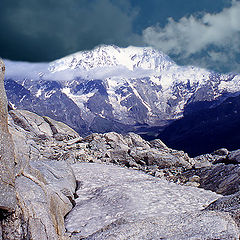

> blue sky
[0,0,239,73]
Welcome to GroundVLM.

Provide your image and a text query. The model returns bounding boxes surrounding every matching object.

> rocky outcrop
[52,131,194,173]
[205,191,240,227]
[0,58,16,218]
[7,110,195,178]
[65,163,239,239]
[1,107,239,239]
[180,150,240,195]
[6,109,78,240]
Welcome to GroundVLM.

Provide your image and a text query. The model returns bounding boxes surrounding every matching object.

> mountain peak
[49,45,175,73]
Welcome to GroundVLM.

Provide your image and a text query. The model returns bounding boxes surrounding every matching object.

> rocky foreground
[66,163,235,239]
[0,60,240,239]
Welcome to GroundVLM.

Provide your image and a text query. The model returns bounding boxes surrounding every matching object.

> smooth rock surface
[82,212,239,240]
[0,59,16,213]
[0,58,17,216]
[65,163,239,239]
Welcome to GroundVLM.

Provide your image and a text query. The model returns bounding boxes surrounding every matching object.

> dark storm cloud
[0,0,141,62]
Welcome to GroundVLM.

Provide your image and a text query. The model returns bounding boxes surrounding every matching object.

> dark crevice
[67,196,76,208]
[0,209,12,221]
[42,116,58,135]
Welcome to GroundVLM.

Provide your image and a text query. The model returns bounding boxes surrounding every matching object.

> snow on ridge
[5,44,240,127]
[49,45,176,73]
[218,75,240,93]
[62,87,96,109]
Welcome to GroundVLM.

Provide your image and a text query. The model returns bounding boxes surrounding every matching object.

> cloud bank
[142,0,240,72]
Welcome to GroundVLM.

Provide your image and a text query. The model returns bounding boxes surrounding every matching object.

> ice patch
[45,90,56,99]
[36,89,42,97]
[62,87,96,109]
[218,75,240,93]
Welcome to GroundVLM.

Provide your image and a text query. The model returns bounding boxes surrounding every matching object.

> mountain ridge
[4,45,240,155]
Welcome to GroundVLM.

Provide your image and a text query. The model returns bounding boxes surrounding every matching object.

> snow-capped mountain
[49,45,174,72]
[4,45,240,145]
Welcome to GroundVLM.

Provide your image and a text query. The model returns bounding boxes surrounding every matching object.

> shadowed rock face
[205,191,240,227]
[179,152,240,196]
[0,59,16,214]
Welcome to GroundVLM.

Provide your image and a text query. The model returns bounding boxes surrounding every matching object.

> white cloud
[142,0,240,72]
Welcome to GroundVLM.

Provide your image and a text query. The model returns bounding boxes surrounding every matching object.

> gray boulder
[15,160,76,240]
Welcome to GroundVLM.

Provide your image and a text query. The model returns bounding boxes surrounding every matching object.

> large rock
[65,163,239,239]
[181,152,240,195]
[15,161,76,240]
[1,107,80,239]
[6,109,78,239]
[0,58,16,214]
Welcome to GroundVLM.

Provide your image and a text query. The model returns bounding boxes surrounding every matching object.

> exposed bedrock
[65,163,239,239]
[0,59,16,214]
[0,66,77,240]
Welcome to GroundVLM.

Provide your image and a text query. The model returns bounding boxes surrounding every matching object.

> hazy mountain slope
[160,94,240,156]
